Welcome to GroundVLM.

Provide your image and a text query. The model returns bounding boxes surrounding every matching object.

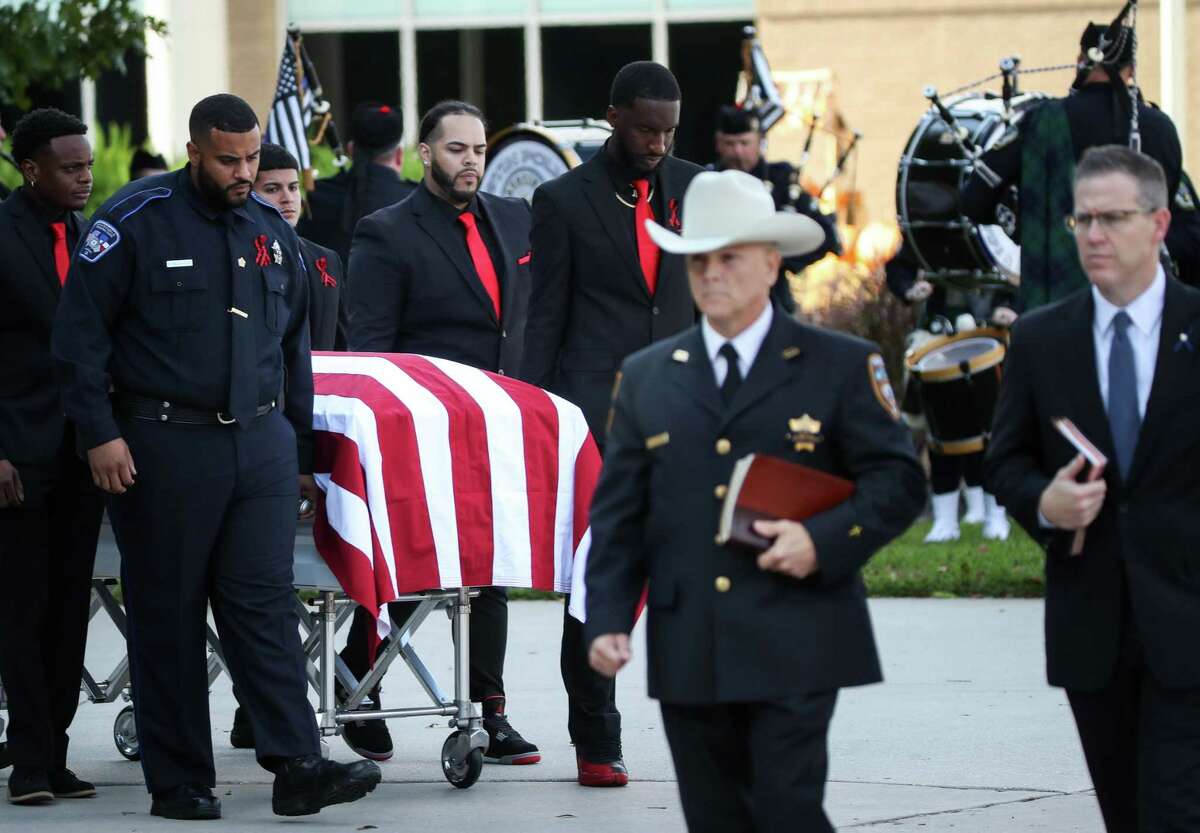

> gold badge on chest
[787,414,823,452]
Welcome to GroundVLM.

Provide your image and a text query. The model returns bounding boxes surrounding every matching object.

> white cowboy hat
[645,169,826,257]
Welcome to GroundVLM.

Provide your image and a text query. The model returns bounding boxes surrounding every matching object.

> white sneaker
[962,486,986,524]
[925,492,961,542]
[982,493,1010,541]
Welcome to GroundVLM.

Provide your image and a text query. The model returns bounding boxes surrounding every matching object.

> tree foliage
[0,0,167,108]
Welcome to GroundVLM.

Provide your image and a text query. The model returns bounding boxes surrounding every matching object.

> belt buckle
[217,412,237,425]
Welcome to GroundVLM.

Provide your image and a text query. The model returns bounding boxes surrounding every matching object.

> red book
[716,454,855,550]
[1052,417,1107,556]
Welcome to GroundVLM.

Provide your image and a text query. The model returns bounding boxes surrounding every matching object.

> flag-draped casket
[310,353,600,624]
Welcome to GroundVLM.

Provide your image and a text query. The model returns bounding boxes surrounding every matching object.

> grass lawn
[510,518,1047,601]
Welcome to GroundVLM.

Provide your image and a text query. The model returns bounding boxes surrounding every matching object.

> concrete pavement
[0,598,1103,831]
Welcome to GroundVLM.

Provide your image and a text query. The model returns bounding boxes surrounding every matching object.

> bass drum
[481,120,612,202]
[897,92,1047,285]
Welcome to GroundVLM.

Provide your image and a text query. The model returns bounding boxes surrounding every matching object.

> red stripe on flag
[313,372,442,592]
[397,356,496,587]
[489,375,560,591]
[573,435,602,550]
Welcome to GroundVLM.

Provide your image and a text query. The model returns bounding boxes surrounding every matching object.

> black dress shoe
[229,707,256,749]
[8,766,54,805]
[150,784,221,820]
[50,768,96,798]
[272,755,381,816]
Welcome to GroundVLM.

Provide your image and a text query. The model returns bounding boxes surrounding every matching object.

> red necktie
[50,221,69,285]
[458,211,501,320]
[633,179,660,295]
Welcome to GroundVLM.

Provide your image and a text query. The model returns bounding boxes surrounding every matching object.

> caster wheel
[441,731,482,789]
[114,704,141,760]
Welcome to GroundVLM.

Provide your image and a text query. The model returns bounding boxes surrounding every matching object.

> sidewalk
[0,598,1102,831]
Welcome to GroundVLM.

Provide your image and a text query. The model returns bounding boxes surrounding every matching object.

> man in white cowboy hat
[582,170,925,832]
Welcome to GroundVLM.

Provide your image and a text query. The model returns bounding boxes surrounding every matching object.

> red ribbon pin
[315,256,337,287]
[253,234,271,267]
[668,198,681,230]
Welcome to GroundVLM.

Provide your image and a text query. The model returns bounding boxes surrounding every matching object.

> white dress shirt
[1091,265,1165,419]
[701,302,774,387]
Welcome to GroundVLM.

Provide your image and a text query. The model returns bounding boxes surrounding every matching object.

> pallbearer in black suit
[519,60,702,787]
[52,94,380,821]
[342,100,539,767]
[253,143,343,350]
[585,170,925,832]
[0,108,103,805]
[986,146,1200,833]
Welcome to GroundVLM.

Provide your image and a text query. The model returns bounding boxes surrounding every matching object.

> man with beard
[51,94,381,821]
[708,105,841,312]
[0,107,103,805]
[519,60,703,787]
[341,100,539,766]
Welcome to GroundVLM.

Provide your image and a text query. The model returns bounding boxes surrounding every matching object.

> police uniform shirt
[701,302,772,385]
[53,165,315,469]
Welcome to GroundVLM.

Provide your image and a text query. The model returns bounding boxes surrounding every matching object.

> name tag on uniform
[166,259,193,268]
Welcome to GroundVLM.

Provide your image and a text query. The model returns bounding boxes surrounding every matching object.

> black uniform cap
[716,105,762,135]
[351,102,404,153]
[129,148,168,178]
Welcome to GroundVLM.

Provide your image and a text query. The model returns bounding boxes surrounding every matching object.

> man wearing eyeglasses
[986,145,1200,832]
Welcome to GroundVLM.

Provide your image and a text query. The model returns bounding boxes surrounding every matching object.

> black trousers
[929,450,984,494]
[107,411,319,794]
[1066,618,1200,833]
[0,448,102,770]
[660,693,838,833]
[341,585,509,703]
[561,596,620,757]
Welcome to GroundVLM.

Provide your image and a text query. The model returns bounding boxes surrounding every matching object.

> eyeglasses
[1065,209,1154,234]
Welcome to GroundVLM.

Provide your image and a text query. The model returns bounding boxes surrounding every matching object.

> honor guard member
[584,170,925,833]
[885,243,1014,543]
[960,19,1188,310]
[0,108,103,805]
[129,148,169,182]
[51,94,381,821]
[520,60,703,787]
[709,104,841,312]
[296,101,415,266]
[338,100,540,767]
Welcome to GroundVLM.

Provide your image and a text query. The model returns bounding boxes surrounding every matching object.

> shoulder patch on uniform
[80,220,121,263]
[110,186,172,222]
[867,353,900,421]
[1176,182,1197,211]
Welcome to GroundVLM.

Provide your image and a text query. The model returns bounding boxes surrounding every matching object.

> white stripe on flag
[426,358,532,587]
[314,355,462,588]
[313,395,400,602]
[285,96,311,168]
[567,528,591,621]
[272,100,301,163]
[548,391,588,595]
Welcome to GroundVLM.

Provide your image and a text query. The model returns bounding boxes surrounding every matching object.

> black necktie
[719,342,742,405]
[228,221,258,428]
[1107,311,1140,478]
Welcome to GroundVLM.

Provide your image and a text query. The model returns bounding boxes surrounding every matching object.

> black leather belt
[116,394,276,425]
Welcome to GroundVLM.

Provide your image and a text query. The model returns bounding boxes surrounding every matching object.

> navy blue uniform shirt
[51,166,315,471]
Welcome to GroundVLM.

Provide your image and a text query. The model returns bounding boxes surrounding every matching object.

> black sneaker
[271,755,381,817]
[229,707,255,749]
[8,766,53,805]
[150,784,221,820]
[338,688,394,762]
[482,697,540,765]
[49,768,96,798]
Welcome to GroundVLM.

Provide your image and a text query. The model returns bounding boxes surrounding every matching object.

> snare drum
[482,120,612,201]
[897,92,1046,286]
[904,327,1007,455]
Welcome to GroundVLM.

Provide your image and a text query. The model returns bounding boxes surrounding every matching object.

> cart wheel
[114,705,141,761]
[441,731,483,789]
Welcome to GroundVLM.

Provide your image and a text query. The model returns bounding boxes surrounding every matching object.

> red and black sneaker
[576,752,629,787]
[482,697,541,765]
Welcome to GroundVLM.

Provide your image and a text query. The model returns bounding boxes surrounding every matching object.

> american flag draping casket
[310,352,600,628]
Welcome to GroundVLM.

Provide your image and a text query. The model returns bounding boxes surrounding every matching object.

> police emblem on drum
[481,120,612,202]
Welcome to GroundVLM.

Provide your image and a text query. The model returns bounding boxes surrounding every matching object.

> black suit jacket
[584,310,926,703]
[985,278,1200,691]
[297,164,417,266]
[299,237,342,350]
[0,189,86,497]
[520,152,702,441]
[346,184,531,374]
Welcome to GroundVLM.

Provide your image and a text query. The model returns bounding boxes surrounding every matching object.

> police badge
[272,239,283,265]
[80,220,121,263]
